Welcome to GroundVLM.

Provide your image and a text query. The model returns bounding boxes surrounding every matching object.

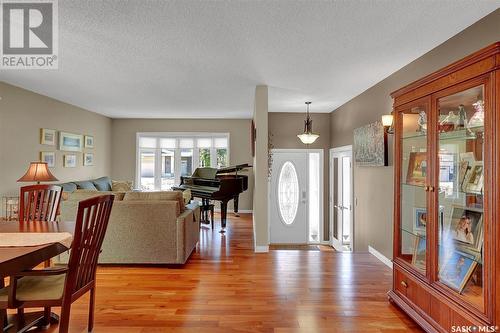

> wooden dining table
[0,220,75,332]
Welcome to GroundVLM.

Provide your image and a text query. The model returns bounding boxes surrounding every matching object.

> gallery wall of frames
[388,43,500,332]
[39,128,95,168]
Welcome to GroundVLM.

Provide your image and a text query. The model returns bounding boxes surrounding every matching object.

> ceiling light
[297,102,319,145]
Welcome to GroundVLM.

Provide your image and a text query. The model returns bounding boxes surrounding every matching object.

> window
[137,133,230,191]
[278,161,299,225]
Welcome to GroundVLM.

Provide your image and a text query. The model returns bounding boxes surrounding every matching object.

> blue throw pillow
[92,176,112,191]
[73,180,98,191]
[59,182,77,193]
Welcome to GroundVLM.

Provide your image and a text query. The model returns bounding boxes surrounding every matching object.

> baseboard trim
[368,246,393,269]
[254,245,269,253]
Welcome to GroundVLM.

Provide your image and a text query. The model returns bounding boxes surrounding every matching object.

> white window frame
[136,132,230,191]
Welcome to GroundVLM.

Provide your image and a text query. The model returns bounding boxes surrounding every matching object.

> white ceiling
[1,1,499,118]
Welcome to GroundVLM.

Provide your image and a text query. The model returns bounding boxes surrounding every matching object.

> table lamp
[17,162,58,184]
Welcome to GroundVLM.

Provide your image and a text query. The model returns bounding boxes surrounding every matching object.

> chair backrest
[65,195,114,298]
[19,185,63,222]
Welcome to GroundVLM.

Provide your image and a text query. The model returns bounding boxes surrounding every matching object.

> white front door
[330,147,353,251]
[270,152,307,244]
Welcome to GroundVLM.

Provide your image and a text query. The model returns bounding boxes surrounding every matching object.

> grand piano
[172,164,251,232]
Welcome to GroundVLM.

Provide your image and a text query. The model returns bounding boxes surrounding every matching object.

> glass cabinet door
[397,99,430,274]
[436,84,486,313]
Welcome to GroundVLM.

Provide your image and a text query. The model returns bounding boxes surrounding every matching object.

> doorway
[330,146,353,252]
[269,149,323,244]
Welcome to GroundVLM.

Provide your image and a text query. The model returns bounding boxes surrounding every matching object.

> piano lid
[191,167,218,179]
[216,164,252,175]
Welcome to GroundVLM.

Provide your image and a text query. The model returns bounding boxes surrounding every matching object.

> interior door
[330,149,353,251]
[270,152,307,244]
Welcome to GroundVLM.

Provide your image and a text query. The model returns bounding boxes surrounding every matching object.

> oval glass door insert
[278,161,299,225]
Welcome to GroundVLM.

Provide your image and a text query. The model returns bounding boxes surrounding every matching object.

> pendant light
[297,101,319,144]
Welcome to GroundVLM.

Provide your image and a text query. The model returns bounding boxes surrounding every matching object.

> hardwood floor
[12,213,423,332]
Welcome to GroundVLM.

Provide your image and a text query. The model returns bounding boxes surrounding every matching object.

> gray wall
[268,112,331,241]
[329,9,500,258]
[110,118,254,211]
[0,82,112,212]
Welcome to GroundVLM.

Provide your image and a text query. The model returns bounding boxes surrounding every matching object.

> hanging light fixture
[297,101,319,144]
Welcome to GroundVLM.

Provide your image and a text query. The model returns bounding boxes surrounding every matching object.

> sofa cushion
[73,180,97,191]
[92,176,112,191]
[112,180,133,192]
[123,191,185,213]
[59,182,77,193]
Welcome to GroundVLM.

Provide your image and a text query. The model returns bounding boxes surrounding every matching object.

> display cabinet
[389,42,500,332]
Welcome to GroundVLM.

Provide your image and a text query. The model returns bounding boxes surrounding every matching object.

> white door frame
[268,149,324,244]
[329,145,354,251]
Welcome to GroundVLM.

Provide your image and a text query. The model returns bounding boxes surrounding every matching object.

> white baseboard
[254,245,269,253]
[368,246,393,269]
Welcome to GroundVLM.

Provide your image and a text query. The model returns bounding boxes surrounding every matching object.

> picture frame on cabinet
[411,235,426,271]
[40,128,56,146]
[64,154,77,168]
[438,250,477,293]
[406,152,427,186]
[463,161,483,194]
[40,152,55,168]
[446,205,483,253]
[413,206,444,235]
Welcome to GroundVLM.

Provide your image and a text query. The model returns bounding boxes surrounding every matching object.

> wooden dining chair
[1,194,114,333]
[19,185,63,223]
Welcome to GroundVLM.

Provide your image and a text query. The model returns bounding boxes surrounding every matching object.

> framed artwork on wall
[85,135,94,148]
[40,152,55,168]
[64,154,77,168]
[84,153,94,166]
[353,121,387,166]
[59,132,83,152]
[40,128,56,146]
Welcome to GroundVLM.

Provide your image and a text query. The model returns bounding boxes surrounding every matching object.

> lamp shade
[382,114,394,127]
[297,133,319,144]
[17,162,58,182]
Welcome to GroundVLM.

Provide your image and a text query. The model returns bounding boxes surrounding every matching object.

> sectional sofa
[57,177,200,264]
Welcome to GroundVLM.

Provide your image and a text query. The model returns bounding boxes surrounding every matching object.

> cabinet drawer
[394,267,430,314]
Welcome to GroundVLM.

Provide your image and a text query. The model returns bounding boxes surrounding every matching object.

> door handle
[301,190,307,203]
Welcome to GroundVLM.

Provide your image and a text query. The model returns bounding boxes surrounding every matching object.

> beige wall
[329,9,500,258]
[253,86,269,249]
[0,82,112,211]
[268,112,331,241]
[110,118,254,211]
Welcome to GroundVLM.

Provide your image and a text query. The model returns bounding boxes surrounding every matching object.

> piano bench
[200,203,215,229]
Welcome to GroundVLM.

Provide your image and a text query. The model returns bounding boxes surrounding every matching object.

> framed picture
[83,153,94,166]
[413,206,444,235]
[463,161,483,194]
[438,250,478,293]
[406,152,427,186]
[84,135,94,148]
[353,121,388,166]
[59,132,83,152]
[40,151,55,168]
[40,128,56,145]
[411,235,426,271]
[447,205,483,253]
[64,154,77,168]
[413,207,427,233]
[459,152,475,189]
